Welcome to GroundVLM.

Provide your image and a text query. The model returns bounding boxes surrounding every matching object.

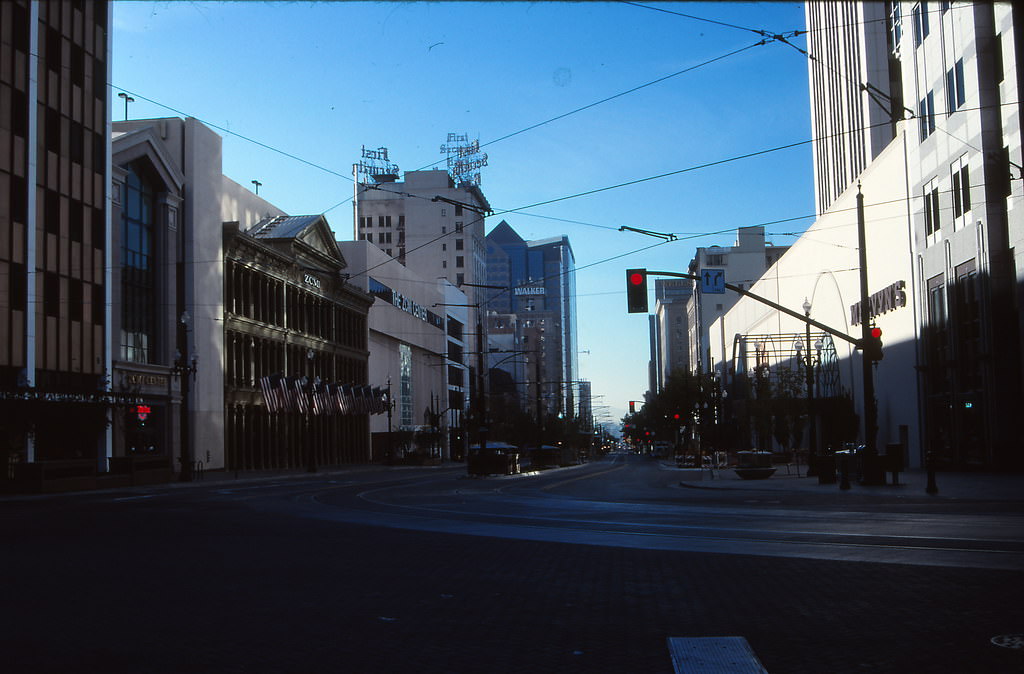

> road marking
[539,464,627,491]
[111,494,155,502]
[667,637,768,673]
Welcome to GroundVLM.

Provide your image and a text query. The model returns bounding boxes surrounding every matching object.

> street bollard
[838,450,851,490]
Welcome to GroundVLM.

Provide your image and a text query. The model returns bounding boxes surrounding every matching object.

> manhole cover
[991,634,1024,649]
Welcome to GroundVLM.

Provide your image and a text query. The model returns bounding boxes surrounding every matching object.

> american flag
[356,385,370,414]
[277,375,294,413]
[337,384,352,415]
[292,377,310,415]
[259,375,279,413]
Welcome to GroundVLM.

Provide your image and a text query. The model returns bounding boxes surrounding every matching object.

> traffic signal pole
[857,186,884,485]
[642,270,864,349]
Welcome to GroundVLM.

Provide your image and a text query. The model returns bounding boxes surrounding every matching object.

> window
[890,2,903,53]
[383,232,392,244]
[441,226,446,234]
[950,155,971,226]
[385,215,392,228]
[456,273,464,286]
[946,58,965,113]
[919,91,936,140]
[442,243,446,251]
[441,208,447,217]
[455,221,463,232]
[365,232,373,243]
[442,260,447,268]
[44,272,60,317]
[398,215,405,229]
[456,256,464,268]
[455,204,463,216]
[706,254,724,265]
[455,238,464,250]
[923,178,941,237]
[120,165,158,363]
[378,215,385,227]
[912,3,929,47]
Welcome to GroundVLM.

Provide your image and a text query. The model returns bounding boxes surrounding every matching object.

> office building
[686,226,789,379]
[1,1,112,486]
[801,1,1024,469]
[485,221,579,419]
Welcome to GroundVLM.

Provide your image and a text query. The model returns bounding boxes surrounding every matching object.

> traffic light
[863,326,884,362]
[629,400,636,414]
[626,268,648,313]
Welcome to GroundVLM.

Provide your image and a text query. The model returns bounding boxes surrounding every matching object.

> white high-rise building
[800,1,1024,470]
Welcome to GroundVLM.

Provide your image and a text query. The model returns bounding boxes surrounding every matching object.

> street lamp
[173,311,198,481]
[117,92,134,120]
[305,349,316,472]
[800,298,821,477]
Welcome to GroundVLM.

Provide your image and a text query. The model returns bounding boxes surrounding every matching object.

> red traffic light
[626,268,649,313]
[870,326,882,339]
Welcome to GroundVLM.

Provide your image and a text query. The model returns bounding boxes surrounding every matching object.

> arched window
[120,165,158,363]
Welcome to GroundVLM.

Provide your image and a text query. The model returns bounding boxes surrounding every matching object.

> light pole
[117,92,133,121]
[386,376,394,463]
[802,298,820,477]
[304,349,317,472]
[173,311,198,481]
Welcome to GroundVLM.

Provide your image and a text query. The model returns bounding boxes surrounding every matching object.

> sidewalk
[668,462,1024,502]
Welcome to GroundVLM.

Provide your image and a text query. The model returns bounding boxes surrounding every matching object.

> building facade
[805,1,901,214]
[485,220,579,420]
[224,215,373,471]
[111,116,286,476]
[804,1,1024,469]
[652,278,693,392]
[710,132,920,464]
[1,0,113,485]
[685,226,790,379]
[338,239,456,461]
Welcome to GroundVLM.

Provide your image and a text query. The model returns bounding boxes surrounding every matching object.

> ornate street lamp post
[802,298,819,477]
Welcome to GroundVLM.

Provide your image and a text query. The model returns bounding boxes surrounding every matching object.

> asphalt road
[3,453,1022,673]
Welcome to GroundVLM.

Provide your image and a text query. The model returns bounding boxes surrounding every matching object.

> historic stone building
[224,215,374,470]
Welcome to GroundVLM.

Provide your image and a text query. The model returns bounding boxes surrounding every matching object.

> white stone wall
[711,130,921,464]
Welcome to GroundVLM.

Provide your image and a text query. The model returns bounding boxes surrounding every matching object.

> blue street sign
[701,268,725,294]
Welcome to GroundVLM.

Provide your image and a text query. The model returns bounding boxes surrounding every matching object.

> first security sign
[701,268,725,294]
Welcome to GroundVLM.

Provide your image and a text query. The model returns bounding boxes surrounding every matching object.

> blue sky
[112,1,815,426]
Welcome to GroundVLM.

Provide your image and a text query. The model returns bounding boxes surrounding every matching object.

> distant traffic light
[626,268,648,313]
[863,326,884,362]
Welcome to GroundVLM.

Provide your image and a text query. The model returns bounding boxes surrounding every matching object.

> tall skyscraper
[485,220,578,418]
[805,1,901,214]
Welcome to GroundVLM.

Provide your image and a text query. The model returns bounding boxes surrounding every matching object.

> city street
[3,453,1023,673]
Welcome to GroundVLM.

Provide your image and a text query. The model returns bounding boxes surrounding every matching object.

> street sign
[701,268,725,294]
